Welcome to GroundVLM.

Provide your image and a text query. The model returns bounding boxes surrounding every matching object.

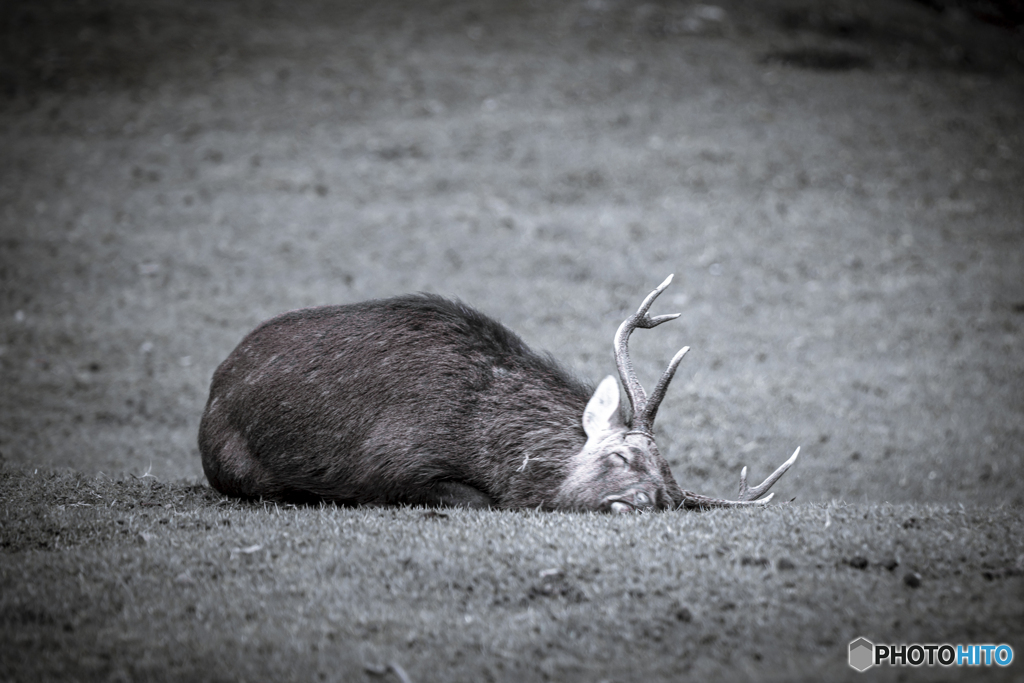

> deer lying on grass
[198,275,798,512]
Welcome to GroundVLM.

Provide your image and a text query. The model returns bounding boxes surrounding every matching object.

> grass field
[2,468,1022,682]
[2,0,1023,680]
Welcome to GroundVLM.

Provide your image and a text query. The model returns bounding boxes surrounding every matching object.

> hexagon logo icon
[849,637,875,672]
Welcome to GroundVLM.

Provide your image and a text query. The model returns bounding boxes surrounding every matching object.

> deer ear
[583,376,625,439]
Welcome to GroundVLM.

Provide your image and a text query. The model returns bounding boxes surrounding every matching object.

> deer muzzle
[604,490,654,513]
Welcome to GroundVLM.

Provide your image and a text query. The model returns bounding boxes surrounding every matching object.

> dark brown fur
[199,294,679,510]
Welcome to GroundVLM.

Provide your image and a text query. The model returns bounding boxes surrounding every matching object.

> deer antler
[677,448,801,509]
[616,276,799,509]
[614,274,689,435]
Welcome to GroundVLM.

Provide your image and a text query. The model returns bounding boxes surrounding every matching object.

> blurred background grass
[0,0,1022,506]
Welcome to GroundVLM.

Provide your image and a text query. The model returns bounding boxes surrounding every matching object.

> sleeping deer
[198,275,798,512]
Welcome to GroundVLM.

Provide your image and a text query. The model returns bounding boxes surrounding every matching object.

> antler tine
[614,274,682,429]
[675,447,800,509]
[635,274,676,321]
[633,345,689,434]
[737,447,800,501]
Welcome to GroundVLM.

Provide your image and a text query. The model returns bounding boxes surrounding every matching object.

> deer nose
[634,491,651,507]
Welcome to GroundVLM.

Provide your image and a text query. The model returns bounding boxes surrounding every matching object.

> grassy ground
[2,468,1022,682]
[2,0,1024,680]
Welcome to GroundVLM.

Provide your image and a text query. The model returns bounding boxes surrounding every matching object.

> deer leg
[409,481,495,509]
[202,429,273,500]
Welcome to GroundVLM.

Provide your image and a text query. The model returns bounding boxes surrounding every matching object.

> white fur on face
[555,377,668,511]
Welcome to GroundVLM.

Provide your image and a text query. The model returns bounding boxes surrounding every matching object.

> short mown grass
[1,467,1021,683]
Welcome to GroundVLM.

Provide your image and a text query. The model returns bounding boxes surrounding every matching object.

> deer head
[555,275,799,512]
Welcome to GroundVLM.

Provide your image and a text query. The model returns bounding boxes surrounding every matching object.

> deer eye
[610,452,629,468]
